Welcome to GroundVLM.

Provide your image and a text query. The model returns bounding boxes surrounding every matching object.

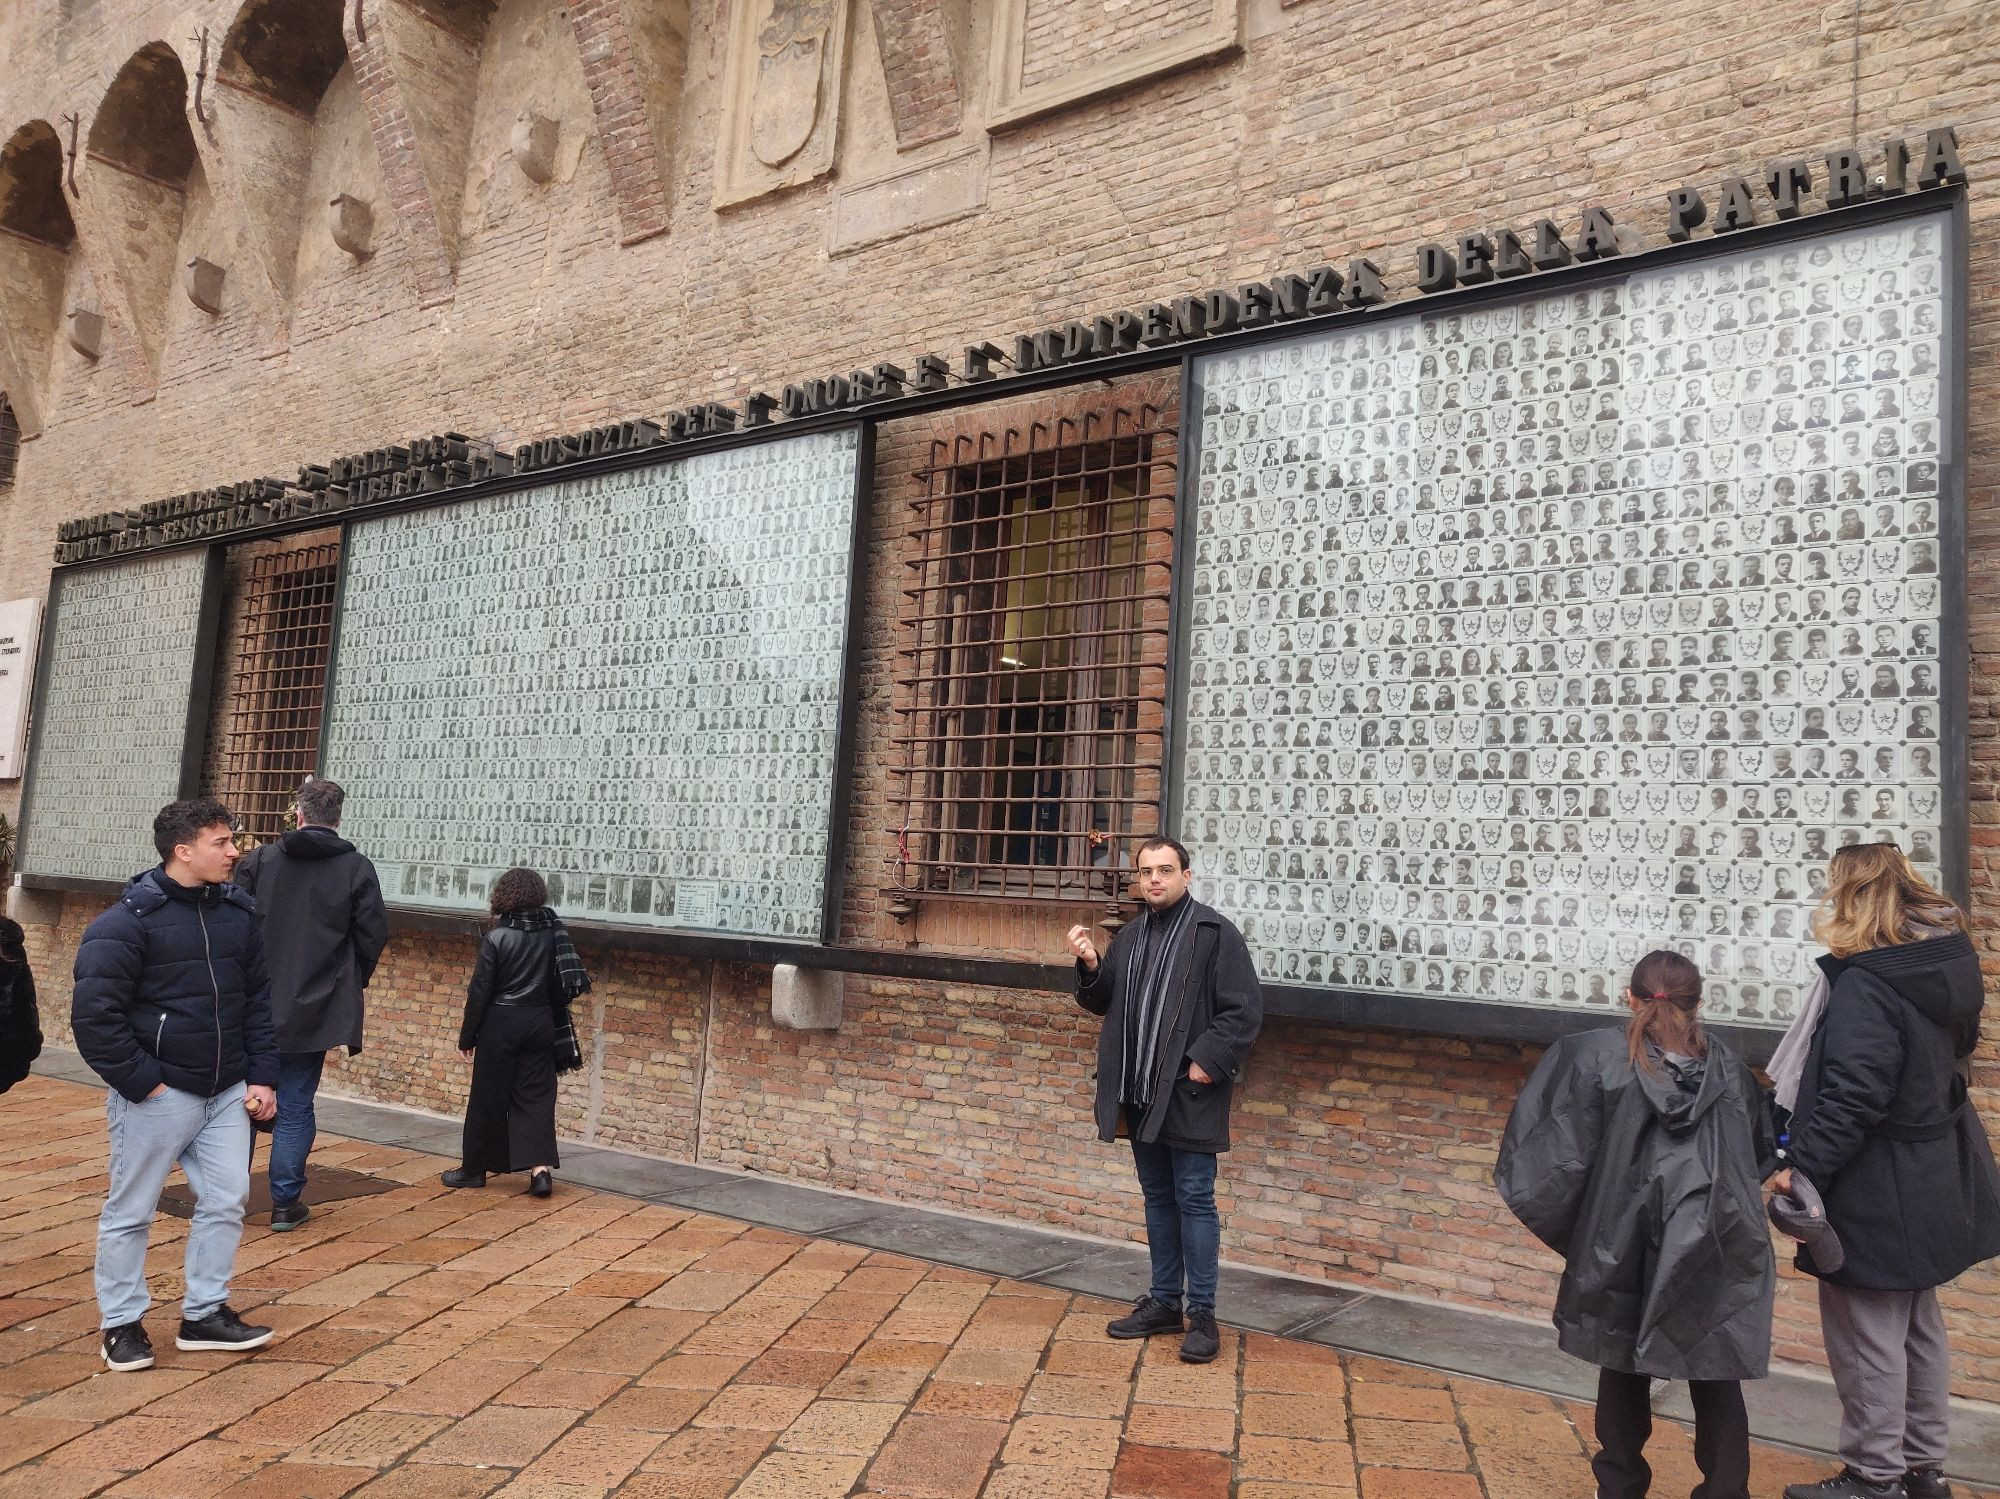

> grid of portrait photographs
[1177,213,1950,1026]
[22,551,212,882]
[322,428,861,940]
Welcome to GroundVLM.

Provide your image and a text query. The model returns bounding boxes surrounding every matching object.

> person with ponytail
[1497,950,1776,1499]
[1773,844,2000,1499]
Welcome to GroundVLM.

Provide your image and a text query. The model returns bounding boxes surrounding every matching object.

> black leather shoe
[1106,1295,1183,1340]
[270,1201,310,1232]
[527,1169,553,1199]
[101,1321,154,1371]
[1784,1470,1903,1499]
[441,1167,486,1189]
[1180,1306,1221,1364]
[1905,1470,1954,1499]
[176,1306,273,1352]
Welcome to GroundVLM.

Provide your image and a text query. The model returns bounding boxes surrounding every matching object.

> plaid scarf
[500,906,592,1003]
[1120,895,1196,1108]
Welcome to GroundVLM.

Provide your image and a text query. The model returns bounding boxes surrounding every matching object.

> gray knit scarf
[1120,896,1196,1108]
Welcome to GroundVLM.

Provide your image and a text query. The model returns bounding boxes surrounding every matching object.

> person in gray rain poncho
[1497,949,1778,1499]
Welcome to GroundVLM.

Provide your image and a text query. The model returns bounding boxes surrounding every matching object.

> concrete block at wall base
[772,964,843,1030]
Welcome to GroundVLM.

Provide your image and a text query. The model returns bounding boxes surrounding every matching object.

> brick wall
[9,0,2000,1402]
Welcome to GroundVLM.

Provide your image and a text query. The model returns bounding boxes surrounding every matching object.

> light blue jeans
[96,1082,250,1329]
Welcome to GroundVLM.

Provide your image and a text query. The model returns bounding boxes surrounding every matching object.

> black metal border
[16,547,224,879]
[819,423,877,944]
[313,521,355,780]
[1164,192,1968,1050]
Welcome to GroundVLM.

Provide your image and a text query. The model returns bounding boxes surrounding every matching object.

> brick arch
[218,0,350,115]
[87,41,196,186]
[0,120,76,249]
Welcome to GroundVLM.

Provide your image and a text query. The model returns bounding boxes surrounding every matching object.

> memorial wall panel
[1176,211,1954,1027]
[321,428,863,940]
[20,550,214,882]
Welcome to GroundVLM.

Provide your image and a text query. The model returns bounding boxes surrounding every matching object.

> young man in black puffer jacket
[71,800,279,1372]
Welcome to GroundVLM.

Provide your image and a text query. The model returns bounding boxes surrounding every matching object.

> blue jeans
[1130,1135,1220,1311]
[96,1083,250,1328]
[269,1052,326,1208]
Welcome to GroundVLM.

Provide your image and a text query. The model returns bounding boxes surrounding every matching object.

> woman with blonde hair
[1774,843,2000,1499]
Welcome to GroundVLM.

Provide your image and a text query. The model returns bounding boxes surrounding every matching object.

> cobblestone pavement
[0,1075,1975,1498]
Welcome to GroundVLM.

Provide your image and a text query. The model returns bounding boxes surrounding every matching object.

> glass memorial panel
[21,550,212,881]
[1178,212,1952,1028]
[321,428,861,940]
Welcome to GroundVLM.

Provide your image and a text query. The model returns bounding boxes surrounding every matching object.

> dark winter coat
[1785,930,2000,1290]
[1075,899,1263,1152]
[71,868,278,1104]
[458,925,561,1052]
[234,826,389,1056]
[1496,1027,1777,1382]
[0,919,41,1094]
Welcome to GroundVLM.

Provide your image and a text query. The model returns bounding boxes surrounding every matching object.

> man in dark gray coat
[1068,836,1262,1365]
[233,779,388,1230]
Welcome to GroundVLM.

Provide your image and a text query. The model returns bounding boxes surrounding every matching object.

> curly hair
[488,867,549,916]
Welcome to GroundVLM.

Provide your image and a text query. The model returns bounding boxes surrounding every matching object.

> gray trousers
[1818,1279,1951,1483]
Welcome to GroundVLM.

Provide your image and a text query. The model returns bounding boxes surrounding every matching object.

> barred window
[0,395,18,490]
[894,401,1177,900]
[218,542,340,842]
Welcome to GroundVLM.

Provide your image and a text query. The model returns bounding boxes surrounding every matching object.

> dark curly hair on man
[488,867,549,916]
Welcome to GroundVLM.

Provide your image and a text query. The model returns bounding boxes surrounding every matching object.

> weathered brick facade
[6,0,2000,1401]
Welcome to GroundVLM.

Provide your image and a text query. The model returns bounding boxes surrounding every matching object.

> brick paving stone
[1001,1415,1123,1471]
[867,1413,1010,1498]
[689,1382,815,1432]
[1023,1374,1132,1420]
[290,1411,454,1467]
[732,1450,869,1497]
[1132,1364,1237,1411]
[737,1345,849,1387]
[639,1273,763,1313]
[0,1350,98,1397]
[1239,1437,1360,1484]
[411,1404,582,1467]
[587,1384,713,1432]
[547,1309,704,1375]
[16,1365,205,1422]
[1356,1473,1483,1499]
[346,1468,508,1497]
[1351,1418,1468,1471]
[636,1354,751,1390]
[101,1437,272,1496]
[825,1363,937,1402]
[495,1367,629,1408]
[141,1359,328,1427]
[1044,1341,1141,1378]
[40,1412,203,1470]
[0,1465,129,1497]
[373,1358,538,1416]
[508,1423,662,1488]
[637,1425,773,1481]
[1245,1391,1349,1440]
[778,1397,905,1454]
[1108,1442,1233,1499]
[1350,1385,1456,1424]
[778,1318,878,1355]
[0,1412,94,1466]
[935,1348,1042,1386]
[220,1379,392,1449]
[209,1461,371,1496]
[913,1381,1024,1420]
[1122,1404,1237,1451]
[1236,1486,1360,1499]
[980,1468,1111,1499]
[1347,1360,1451,1390]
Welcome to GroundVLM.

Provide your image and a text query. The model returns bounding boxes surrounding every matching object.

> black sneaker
[1784,1470,1903,1499]
[1106,1295,1184,1340]
[1180,1306,1221,1364]
[440,1167,486,1189]
[101,1321,154,1371]
[269,1201,310,1232]
[176,1306,274,1353]
[1905,1470,1953,1499]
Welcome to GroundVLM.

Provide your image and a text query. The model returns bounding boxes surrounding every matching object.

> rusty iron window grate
[220,542,340,842]
[0,396,18,490]
[893,403,1178,901]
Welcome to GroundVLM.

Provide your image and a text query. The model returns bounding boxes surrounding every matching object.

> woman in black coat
[1498,949,1776,1499]
[0,917,42,1094]
[1773,845,2000,1499]
[442,868,586,1199]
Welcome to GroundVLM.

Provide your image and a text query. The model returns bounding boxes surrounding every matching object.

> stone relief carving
[715,0,850,207]
[753,0,838,167]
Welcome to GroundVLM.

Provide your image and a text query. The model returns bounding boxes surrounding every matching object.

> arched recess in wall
[212,0,354,326]
[0,121,78,437]
[82,43,202,382]
[0,395,19,489]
